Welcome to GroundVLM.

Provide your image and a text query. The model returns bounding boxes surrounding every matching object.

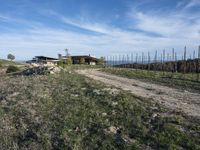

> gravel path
[77,69,200,118]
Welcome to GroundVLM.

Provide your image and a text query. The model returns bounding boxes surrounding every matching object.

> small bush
[0,62,2,68]
[6,65,19,73]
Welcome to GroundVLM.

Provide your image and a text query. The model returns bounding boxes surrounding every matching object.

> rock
[152,113,158,118]
[102,112,107,117]
[108,126,117,134]
[112,101,118,106]
[17,66,62,76]
[93,89,101,95]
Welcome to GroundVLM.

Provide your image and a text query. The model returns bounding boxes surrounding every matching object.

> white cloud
[133,12,200,39]
[0,6,200,61]
[185,0,200,8]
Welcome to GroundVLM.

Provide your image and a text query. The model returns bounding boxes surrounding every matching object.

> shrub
[6,65,19,73]
[66,57,73,65]
[0,62,2,68]
[80,58,85,64]
[97,57,105,65]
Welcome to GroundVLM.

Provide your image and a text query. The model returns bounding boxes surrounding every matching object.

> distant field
[0,69,199,149]
[101,68,200,93]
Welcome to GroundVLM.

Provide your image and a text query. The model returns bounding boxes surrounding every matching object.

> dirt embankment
[77,69,200,118]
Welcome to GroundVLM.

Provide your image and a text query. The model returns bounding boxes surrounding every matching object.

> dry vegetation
[0,66,200,149]
[101,68,200,93]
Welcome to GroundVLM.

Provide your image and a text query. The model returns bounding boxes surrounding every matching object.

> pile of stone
[17,66,62,76]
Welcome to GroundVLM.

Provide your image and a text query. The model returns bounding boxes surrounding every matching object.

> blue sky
[0,0,200,60]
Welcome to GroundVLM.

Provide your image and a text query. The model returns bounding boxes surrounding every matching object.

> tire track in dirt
[76,69,200,118]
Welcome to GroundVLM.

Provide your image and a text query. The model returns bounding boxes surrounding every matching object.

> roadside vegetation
[0,68,199,149]
[58,64,103,70]
[101,68,200,93]
[6,65,20,73]
[0,59,19,66]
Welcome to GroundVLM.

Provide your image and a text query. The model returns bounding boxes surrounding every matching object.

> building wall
[89,62,96,65]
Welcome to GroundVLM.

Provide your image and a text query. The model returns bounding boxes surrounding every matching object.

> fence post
[127,54,129,68]
[175,52,177,72]
[136,53,138,70]
[154,51,157,72]
[122,55,125,68]
[199,45,200,58]
[163,49,165,75]
[106,56,108,68]
[172,48,175,73]
[142,53,144,70]
[148,52,150,72]
[197,46,200,81]
[131,53,133,68]
[184,46,187,76]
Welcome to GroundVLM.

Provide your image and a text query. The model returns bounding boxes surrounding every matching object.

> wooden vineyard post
[172,48,175,73]
[192,51,195,78]
[139,55,141,70]
[127,54,129,68]
[148,52,150,72]
[131,53,133,69]
[170,48,174,78]
[142,53,144,70]
[154,51,157,72]
[136,53,138,71]
[167,53,169,72]
[163,49,165,75]
[197,46,200,81]
[183,46,187,79]
[161,53,163,72]
[106,56,108,68]
[175,52,177,72]
[122,55,125,68]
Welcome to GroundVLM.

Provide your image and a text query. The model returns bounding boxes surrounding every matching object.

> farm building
[26,56,59,65]
[27,55,102,65]
[62,55,100,65]
[71,55,99,65]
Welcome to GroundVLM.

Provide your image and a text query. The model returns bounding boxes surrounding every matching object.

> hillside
[0,59,19,66]
[0,68,199,149]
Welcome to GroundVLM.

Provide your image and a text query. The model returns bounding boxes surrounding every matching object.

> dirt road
[77,69,200,118]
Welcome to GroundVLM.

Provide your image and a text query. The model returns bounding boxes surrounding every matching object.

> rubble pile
[18,66,62,76]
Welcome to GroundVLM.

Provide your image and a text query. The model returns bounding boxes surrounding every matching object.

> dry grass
[0,70,199,149]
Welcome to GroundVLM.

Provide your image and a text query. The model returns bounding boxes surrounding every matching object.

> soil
[77,69,200,118]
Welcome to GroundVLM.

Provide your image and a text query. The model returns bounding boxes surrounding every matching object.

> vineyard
[105,46,200,81]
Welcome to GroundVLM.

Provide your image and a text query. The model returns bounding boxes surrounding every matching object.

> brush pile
[17,66,62,76]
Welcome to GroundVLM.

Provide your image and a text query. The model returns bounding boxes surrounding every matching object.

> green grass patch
[0,71,199,149]
[0,59,19,66]
[6,65,20,73]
